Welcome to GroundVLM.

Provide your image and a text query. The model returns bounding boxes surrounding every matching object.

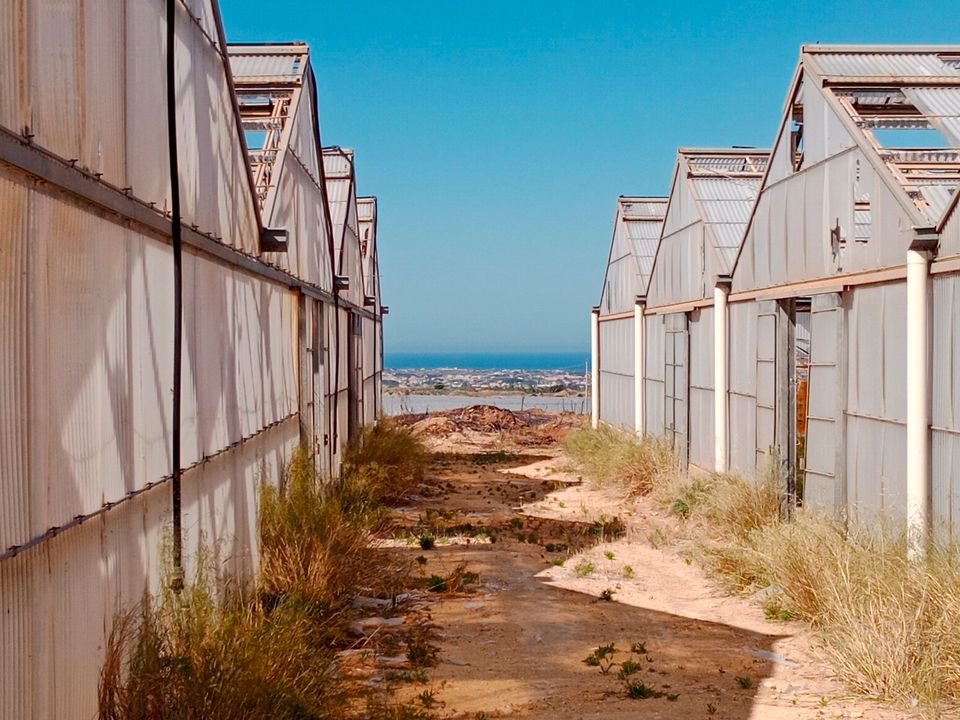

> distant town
[384,366,588,396]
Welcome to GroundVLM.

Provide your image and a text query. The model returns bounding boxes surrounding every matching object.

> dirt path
[386,419,911,720]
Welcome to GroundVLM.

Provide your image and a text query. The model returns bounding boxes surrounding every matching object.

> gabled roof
[617,196,668,292]
[798,45,960,230]
[323,146,356,259]
[680,149,769,273]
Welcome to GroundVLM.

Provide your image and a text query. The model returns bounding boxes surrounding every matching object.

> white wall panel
[845,283,907,521]
[932,273,960,540]
[688,308,714,469]
[728,301,757,475]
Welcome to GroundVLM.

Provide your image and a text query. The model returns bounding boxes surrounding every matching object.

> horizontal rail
[1,413,298,563]
[0,125,378,322]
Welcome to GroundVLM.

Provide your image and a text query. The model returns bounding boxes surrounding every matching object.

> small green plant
[618,660,641,678]
[583,643,617,674]
[735,676,753,689]
[574,559,595,578]
[666,692,679,701]
[707,702,717,715]
[509,517,523,529]
[625,680,661,699]
[599,588,615,602]
[410,668,429,684]
[604,550,615,560]
[622,565,635,579]
[427,574,445,591]
[631,642,647,655]
[417,689,437,707]
[419,535,436,550]
[406,636,439,668]
[551,557,565,566]
[416,555,428,566]
[671,498,690,518]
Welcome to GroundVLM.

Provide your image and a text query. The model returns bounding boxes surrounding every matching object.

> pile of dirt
[396,405,582,449]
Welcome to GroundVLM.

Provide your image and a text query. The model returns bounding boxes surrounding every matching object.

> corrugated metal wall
[688,307,715,469]
[0,2,384,714]
[0,419,298,720]
[598,317,634,429]
[932,272,960,540]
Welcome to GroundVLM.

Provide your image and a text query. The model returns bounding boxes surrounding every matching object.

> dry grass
[100,421,431,720]
[99,571,339,720]
[569,433,960,713]
[343,416,427,504]
[564,425,678,495]
[259,445,380,611]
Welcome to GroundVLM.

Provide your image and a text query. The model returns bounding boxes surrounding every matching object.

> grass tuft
[564,426,678,495]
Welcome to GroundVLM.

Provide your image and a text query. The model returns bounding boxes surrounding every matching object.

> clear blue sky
[220,1,960,353]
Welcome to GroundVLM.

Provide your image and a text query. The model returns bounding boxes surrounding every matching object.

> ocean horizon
[385,350,590,371]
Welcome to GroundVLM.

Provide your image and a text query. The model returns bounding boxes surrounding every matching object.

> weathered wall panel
[734,149,914,293]
[932,273,960,539]
[803,293,844,511]
[0,173,29,553]
[644,314,665,436]
[688,307,715,469]
[845,282,907,521]
[648,223,705,307]
[599,317,634,429]
[728,300,757,475]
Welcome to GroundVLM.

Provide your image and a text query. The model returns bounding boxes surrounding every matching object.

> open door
[803,293,846,514]
[756,299,794,510]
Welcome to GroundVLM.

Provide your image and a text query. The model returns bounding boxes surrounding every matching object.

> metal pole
[166,0,184,590]
[714,283,730,472]
[591,307,600,429]
[634,299,645,436]
[906,248,931,561]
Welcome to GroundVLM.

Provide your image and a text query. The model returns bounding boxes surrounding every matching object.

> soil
[374,408,915,719]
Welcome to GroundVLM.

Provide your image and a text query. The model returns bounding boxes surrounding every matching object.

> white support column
[591,307,600,429]
[714,282,730,473]
[906,248,931,560]
[634,299,646,436]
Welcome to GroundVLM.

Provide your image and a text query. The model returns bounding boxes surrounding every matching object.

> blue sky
[220,1,960,353]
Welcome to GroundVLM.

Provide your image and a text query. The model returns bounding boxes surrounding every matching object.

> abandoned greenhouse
[593,45,960,543]
[0,2,384,716]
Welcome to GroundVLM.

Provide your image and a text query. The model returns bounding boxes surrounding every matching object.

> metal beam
[0,125,379,321]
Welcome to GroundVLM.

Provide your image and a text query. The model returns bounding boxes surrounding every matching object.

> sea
[383,350,591,416]
[385,350,589,371]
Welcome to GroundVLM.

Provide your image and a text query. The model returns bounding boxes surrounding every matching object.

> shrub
[342,417,427,504]
[259,446,378,609]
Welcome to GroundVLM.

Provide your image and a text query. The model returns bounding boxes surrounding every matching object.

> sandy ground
[378,418,918,720]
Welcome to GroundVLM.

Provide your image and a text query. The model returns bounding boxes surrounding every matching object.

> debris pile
[396,404,582,450]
